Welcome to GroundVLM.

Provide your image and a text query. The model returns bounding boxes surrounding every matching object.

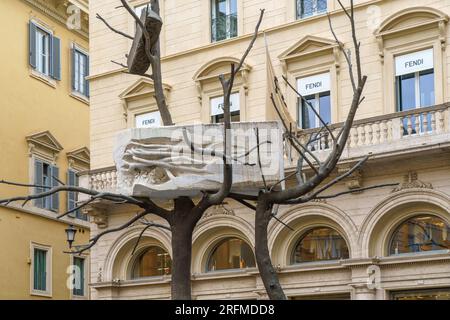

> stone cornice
[22,0,88,39]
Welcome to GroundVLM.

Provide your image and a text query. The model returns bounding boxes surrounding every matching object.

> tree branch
[96,13,134,40]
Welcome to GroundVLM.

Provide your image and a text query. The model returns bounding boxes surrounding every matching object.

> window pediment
[119,78,171,102]
[375,7,449,60]
[26,130,63,162]
[67,147,90,171]
[376,7,448,36]
[193,57,251,101]
[278,36,341,74]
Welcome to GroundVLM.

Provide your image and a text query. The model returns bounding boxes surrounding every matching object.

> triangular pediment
[26,130,63,153]
[279,36,339,62]
[67,147,90,165]
[119,78,171,100]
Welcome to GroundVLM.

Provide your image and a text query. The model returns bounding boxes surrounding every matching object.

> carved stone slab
[114,121,284,199]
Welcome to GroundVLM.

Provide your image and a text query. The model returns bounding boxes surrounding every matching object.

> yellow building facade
[0,0,91,299]
[85,0,450,300]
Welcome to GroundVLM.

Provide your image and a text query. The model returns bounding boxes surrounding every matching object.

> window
[297,72,331,129]
[211,0,237,42]
[34,160,59,212]
[389,215,450,255]
[29,21,61,80]
[292,227,349,263]
[210,92,240,123]
[206,238,255,272]
[72,47,89,98]
[67,170,87,220]
[72,257,85,297]
[135,111,161,128]
[391,288,450,300]
[132,246,171,278]
[297,0,327,19]
[396,49,435,134]
[31,244,51,296]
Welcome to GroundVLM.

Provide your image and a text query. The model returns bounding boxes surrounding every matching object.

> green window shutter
[34,160,44,208]
[29,22,37,68]
[85,54,90,97]
[50,166,59,212]
[51,36,61,80]
[33,249,46,291]
[67,170,76,217]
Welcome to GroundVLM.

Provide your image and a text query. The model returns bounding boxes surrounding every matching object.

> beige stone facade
[86,0,450,300]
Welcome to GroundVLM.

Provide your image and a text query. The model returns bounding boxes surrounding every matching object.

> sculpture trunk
[255,198,287,300]
[169,197,200,300]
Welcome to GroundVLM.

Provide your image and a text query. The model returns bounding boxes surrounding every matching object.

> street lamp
[65,225,77,249]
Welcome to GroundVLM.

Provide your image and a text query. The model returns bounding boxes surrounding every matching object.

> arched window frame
[129,245,172,279]
[290,226,350,264]
[205,237,256,273]
[388,214,450,256]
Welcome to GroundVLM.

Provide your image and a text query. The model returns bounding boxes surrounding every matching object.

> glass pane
[212,111,240,123]
[211,0,237,41]
[132,246,171,278]
[392,289,450,300]
[33,249,46,291]
[300,0,314,18]
[301,95,316,129]
[292,227,349,263]
[207,238,256,272]
[419,69,435,107]
[73,257,84,296]
[230,0,237,15]
[317,0,327,12]
[390,215,450,255]
[319,92,331,126]
[397,73,416,111]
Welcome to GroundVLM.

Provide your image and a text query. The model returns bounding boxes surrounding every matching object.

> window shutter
[85,54,90,97]
[50,165,59,211]
[67,170,76,217]
[34,160,43,208]
[71,47,76,90]
[29,22,37,68]
[51,36,61,80]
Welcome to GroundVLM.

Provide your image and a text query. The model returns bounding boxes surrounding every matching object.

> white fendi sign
[135,111,161,128]
[297,72,331,96]
[210,92,240,116]
[395,48,434,76]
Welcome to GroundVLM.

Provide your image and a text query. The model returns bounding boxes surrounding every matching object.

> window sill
[30,290,52,298]
[29,69,56,88]
[70,91,90,105]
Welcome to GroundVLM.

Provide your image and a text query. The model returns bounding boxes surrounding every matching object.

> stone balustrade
[288,103,450,166]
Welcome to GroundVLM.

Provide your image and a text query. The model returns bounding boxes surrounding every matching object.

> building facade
[86,0,450,300]
[0,0,91,299]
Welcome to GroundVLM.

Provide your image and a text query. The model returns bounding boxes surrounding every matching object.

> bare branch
[67,211,150,255]
[314,183,400,200]
[131,221,171,256]
[96,13,134,40]
[0,180,51,189]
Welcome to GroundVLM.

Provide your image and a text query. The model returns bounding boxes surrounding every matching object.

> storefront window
[207,238,255,272]
[389,215,450,255]
[132,246,171,278]
[292,227,349,263]
[392,288,450,300]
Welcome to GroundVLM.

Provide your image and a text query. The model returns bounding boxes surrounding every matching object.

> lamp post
[65,225,77,249]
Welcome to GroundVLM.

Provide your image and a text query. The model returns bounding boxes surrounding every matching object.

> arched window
[389,215,450,255]
[207,238,255,272]
[131,246,171,278]
[292,227,349,263]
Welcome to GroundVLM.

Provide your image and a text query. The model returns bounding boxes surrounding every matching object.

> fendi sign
[395,48,434,76]
[297,72,331,96]
[135,111,161,128]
